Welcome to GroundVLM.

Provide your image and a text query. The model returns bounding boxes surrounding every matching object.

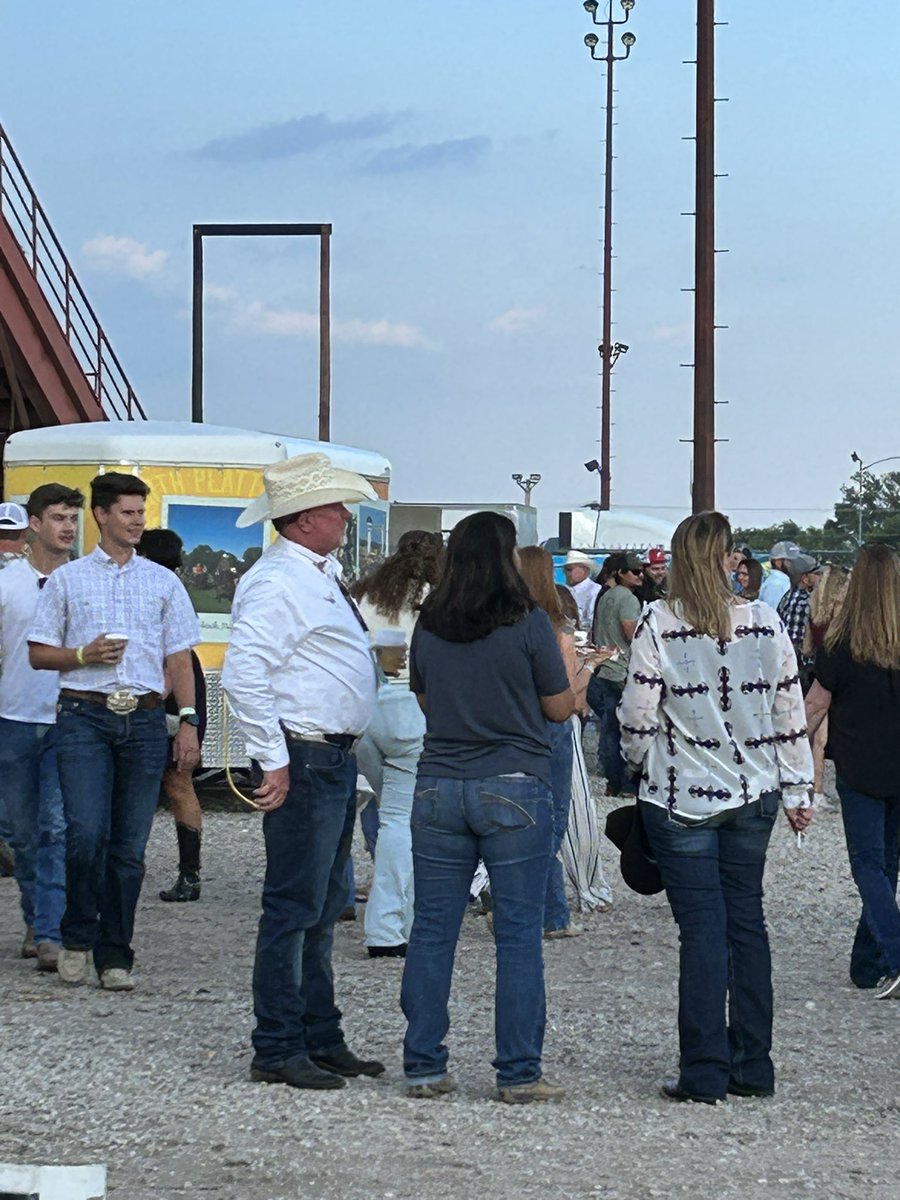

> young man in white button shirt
[0,484,84,971]
[29,473,200,991]
[223,453,385,1090]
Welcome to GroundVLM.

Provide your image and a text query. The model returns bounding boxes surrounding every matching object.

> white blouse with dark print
[618,599,814,822]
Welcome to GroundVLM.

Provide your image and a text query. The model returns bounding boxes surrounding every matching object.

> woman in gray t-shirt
[403,512,574,1105]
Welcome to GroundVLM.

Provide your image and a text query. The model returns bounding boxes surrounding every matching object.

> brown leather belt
[60,688,162,710]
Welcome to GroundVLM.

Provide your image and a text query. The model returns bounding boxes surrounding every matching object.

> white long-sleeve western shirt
[618,598,814,822]
[222,536,377,771]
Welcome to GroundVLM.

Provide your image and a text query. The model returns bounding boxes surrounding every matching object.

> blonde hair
[824,544,900,669]
[802,564,850,657]
[667,511,734,641]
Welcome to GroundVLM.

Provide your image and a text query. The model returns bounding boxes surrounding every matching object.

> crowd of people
[2,454,899,1108]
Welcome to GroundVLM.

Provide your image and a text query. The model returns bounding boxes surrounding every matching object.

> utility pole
[692,0,716,513]
[583,0,636,511]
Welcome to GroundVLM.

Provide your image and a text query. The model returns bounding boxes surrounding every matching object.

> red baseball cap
[644,547,667,566]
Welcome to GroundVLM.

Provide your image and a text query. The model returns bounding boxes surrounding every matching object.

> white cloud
[208,289,432,349]
[651,322,693,345]
[489,306,547,334]
[82,235,169,279]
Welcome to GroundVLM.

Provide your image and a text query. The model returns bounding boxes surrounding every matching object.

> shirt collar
[90,545,138,572]
[276,535,342,581]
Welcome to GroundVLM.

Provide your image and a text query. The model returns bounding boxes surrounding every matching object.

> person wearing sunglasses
[588,552,645,797]
[0,484,84,972]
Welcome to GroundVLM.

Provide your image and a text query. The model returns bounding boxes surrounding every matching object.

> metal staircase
[0,121,145,436]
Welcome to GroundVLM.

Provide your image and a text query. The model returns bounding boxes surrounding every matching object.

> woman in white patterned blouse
[618,511,813,1105]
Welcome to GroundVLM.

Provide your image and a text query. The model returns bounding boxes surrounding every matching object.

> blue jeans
[641,795,778,1100]
[586,674,631,795]
[0,717,66,943]
[544,720,573,933]
[402,773,553,1088]
[342,798,380,910]
[355,687,425,946]
[252,739,357,1066]
[837,778,900,984]
[56,697,169,972]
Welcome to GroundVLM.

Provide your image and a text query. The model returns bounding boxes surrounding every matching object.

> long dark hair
[351,530,443,622]
[417,512,534,643]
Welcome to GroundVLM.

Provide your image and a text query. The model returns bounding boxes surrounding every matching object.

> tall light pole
[849,452,900,544]
[583,0,636,511]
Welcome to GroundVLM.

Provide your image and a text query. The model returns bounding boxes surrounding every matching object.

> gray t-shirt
[592,585,642,684]
[409,608,569,784]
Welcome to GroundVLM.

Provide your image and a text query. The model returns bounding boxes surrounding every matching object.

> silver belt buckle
[107,689,138,715]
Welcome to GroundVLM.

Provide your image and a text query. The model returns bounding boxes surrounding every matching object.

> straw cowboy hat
[564,550,595,569]
[236,452,377,528]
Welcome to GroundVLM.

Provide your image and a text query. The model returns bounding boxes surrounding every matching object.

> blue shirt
[409,608,570,784]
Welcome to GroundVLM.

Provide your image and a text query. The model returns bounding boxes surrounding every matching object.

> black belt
[282,727,359,751]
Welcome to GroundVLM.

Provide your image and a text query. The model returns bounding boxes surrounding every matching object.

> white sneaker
[57,947,90,984]
[874,972,900,1000]
[100,967,135,991]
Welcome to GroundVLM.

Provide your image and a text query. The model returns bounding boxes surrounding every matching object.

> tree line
[733,472,900,561]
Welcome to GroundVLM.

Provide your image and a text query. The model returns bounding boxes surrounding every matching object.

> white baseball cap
[0,502,29,531]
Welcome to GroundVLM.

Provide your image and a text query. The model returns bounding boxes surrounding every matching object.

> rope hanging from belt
[221,693,261,811]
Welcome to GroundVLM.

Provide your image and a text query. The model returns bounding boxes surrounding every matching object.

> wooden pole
[318,227,331,442]
[692,0,716,512]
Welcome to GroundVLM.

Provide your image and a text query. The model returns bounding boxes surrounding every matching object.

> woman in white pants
[352,532,443,957]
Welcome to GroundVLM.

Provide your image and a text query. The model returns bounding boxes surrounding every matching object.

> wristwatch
[178,707,200,728]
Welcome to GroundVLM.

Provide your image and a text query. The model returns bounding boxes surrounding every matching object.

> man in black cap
[588,552,644,796]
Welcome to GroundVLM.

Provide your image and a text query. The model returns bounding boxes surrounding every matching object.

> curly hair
[351,529,444,623]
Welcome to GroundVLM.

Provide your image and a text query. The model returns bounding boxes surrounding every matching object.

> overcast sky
[3,1,899,537]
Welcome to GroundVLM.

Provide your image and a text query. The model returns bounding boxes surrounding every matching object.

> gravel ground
[2,777,899,1200]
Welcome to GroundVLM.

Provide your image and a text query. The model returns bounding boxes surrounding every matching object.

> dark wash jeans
[56,697,169,972]
[641,795,779,1100]
[251,739,357,1066]
[586,674,632,796]
[402,773,552,1089]
[836,777,900,985]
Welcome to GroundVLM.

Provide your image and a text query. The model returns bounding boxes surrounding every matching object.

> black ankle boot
[160,870,201,902]
[160,824,201,902]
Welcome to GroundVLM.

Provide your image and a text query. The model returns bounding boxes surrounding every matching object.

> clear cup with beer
[372,629,407,677]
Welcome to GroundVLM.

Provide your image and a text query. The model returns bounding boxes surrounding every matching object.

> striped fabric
[560,715,613,910]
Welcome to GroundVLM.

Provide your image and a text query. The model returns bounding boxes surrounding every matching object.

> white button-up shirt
[29,546,200,695]
[222,536,377,771]
[0,558,59,724]
[568,576,601,631]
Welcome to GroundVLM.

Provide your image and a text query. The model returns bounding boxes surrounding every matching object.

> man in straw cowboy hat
[223,452,385,1090]
[562,549,601,631]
